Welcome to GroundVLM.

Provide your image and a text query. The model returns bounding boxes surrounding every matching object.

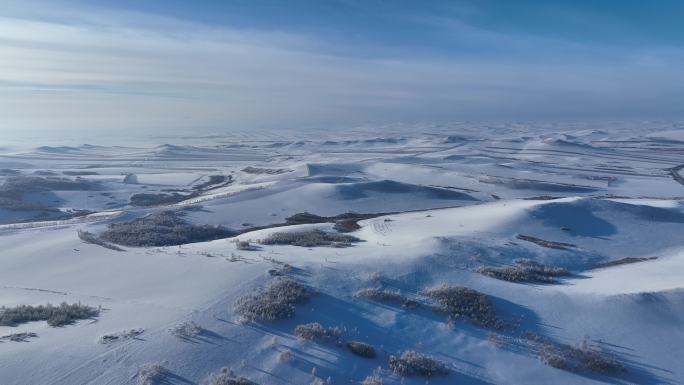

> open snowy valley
[1,123,684,385]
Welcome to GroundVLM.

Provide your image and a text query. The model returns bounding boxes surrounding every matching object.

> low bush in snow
[0,302,99,327]
[294,322,342,344]
[424,285,504,329]
[353,288,418,309]
[169,321,202,338]
[99,211,234,247]
[388,351,449,377]
[0,331,38,342]
[138,364,167,385]
[525,333,626,376]
[261,229,360,247]
[346,341,376,358]
[361,368,385,385]
[208,368,259,385]
[129,192,193,207]
[516,234,575,249]
[479,259,569,284]
[235,278,309,321]
[99,328,144,344]
[77,230,125,251]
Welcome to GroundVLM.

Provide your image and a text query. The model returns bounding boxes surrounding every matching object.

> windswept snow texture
[1,123,684,385]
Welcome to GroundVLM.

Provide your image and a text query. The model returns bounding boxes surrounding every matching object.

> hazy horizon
[1,0,684,136]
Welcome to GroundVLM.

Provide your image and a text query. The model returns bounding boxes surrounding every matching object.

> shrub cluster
[193,175,231,191]
[388,351,449,377]
[129,192,194,207]
[0,176,97,211]
[242,166,291,175]
[525,333,626,376]
[479,259,569,283]
[235,278,309,321]
[517,234,575,249]
[294,322,342,344]
[77,230,125,251]
[346,341,377,358]
[208,368,259,385]
[169,321,202,338]
[0,331,38,342]
[138,364,167,385]
[0,302,99,327]
[353,288,418,309]
[99,328,144,344]
[261,229,360,247]
[99,211,234,247]
[424,285,504,329]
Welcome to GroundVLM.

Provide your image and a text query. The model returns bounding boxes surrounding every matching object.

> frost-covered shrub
[388,351,449,377]
[0,331,38,342]
[208,368,259,385]
[525,333,626,375]
[261,230,360,247]
[0,176,98,211]
[347,341,376,358]
[0,302,99,327]
[353,288,418,309]
[294,323,342,343]
[235,278,309,321]
[516,234,575,249]
[139,364,167,385]
[235,240,259,251]
[99,328,144,344]
[99,211,234,247]
[129,192,193,207]
[77,230,125,251]
[424,285,503,329]
[169,321,202,338]
[479,259,569,284]
[360,368,384,385]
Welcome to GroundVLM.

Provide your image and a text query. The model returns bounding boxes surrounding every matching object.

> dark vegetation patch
[99,211,234,247]
[523,195,564,200]
[129,192,193,207]
[479,259,569,283]
[63,170,98,176]
[347,341,376,358]
[0,302,99,327]
[424,285,504,329]
[33,170,58,176]
[138,364,168,385]
[100,328,144,344]
[294,322,342,344]
[388,351,449,377]
[517,234,576,249]
[208,368,259,385]
[0,176,98,211]
[0,169,21,176]
[333,219,361,232]
[261,229,360,247]
[193,174,232,191]
[595,257,657,269]
[235,278,309,321]
[525,333,626,376]
[353,288,419,309]
[241,166,291,175]
[0,332,38,342]
[77,230,125,251]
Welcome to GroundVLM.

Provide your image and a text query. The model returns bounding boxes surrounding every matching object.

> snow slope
[0,123,683,385]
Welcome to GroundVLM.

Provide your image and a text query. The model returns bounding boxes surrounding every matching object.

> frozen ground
[0,122,683,384]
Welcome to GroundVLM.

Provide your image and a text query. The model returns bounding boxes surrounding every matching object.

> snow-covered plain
[1,123,683,384]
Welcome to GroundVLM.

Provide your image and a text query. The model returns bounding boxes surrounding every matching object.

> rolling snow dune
[1,125,684,384]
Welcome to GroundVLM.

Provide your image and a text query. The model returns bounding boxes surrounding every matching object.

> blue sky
[1,0,683,135]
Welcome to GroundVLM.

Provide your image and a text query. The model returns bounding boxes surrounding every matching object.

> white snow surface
[0,123,683,384]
